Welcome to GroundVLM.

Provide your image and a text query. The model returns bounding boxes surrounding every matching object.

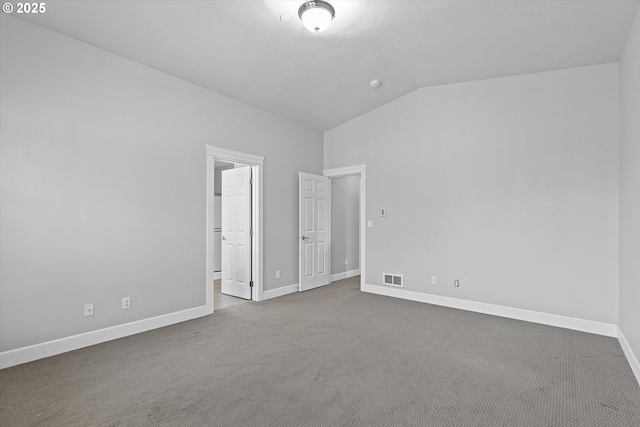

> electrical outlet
[84,303,94,317]
[431,276,436,285]
[276,270,281,279]
[345,258,348,265]
[122,297,131,310]
[454,280,460,287]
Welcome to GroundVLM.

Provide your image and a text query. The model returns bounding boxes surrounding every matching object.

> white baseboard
[0,305,209,370]
[363,284,618,337]
[618,326,640,385]
[213,271,221,280]
[263,283,299,300]
[331,269,361,282]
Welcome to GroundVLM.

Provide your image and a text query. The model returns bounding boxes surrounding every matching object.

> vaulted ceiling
[16,0,639,131]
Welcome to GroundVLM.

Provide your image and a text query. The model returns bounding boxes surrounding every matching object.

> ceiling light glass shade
[298,1,335,33]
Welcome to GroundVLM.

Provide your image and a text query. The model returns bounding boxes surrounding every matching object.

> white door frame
[206,145,264,313]
[323,164,367,291]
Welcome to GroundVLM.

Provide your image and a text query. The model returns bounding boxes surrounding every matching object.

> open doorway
[297,165,367,293]
[213,160,251,310]
[206,146,264,314]
[329,174,361,283]
[212,161,234,281]
[323,165,367,291]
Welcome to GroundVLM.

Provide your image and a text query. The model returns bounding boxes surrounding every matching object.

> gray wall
[325,64,620,324]
[0,16,323,352]
[620,6,640,367]
[331,175,360,275]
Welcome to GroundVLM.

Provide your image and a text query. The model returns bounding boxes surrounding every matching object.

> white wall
[325,64,620,324]
[331,175,360,275]
[620,6,640,368]
[0,16,322,353]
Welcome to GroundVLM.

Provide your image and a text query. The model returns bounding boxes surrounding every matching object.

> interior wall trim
[331,269,361,282]
[323,164,366,177]
[205,145,265,166]
[363,284,618,337]
[0,306,208,369]
[618,326,640,385]
[263,283,299,300]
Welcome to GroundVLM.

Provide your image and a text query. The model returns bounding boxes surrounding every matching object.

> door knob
[301,236,309,240]
[222,236,227,240]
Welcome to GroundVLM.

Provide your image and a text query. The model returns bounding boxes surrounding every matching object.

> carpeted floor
[1,276,639,426]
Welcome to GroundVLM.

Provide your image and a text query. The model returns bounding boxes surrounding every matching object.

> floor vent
[383,273,403,287]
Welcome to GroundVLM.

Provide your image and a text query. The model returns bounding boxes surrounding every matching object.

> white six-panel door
[299,172,330,292]
[221,166,252,300]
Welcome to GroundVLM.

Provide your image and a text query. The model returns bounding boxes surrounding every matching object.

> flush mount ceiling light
[298,1,335,33]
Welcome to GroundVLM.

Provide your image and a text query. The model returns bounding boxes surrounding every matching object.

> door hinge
[250,177,253,185]
[250,229,253,236]
[249,281,254,288]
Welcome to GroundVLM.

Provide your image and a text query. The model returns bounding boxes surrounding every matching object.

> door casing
[323,165,367,291]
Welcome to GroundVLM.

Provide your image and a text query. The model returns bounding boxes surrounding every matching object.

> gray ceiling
[17,0,639,131]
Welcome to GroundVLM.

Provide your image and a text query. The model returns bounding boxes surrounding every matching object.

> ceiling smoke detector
[298,1,335,33]
[370,79,382,88]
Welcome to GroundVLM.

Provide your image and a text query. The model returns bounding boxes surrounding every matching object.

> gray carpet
[1,276,639,427]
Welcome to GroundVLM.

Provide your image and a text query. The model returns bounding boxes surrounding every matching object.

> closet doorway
[323,165,367,291]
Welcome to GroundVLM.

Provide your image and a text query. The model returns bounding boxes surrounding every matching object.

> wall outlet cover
[84,303,94,317]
